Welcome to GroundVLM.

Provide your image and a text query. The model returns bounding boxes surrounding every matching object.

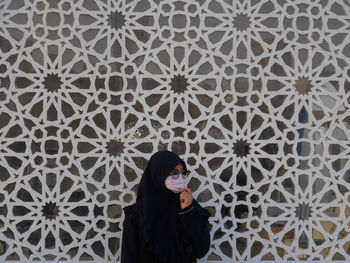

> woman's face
[164,163,186,193]
[171,163,184,175]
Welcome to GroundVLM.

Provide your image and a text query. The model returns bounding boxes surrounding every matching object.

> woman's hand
[180,188,193,209]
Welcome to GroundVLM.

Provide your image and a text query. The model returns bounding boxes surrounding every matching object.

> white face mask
[165,175,186,194]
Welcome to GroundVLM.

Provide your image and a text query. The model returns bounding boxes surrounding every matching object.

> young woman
[121,150,211,263]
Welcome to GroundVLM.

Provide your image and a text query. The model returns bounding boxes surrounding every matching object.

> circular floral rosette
[1,0,350,262]
[73,0,160,60]
[201,0,284,62]
[197,105,285,260]
[3,41,96,123]
[136,43,225,126]
[262,45,347,126]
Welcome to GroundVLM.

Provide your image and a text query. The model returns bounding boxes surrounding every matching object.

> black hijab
[136,150,187,262]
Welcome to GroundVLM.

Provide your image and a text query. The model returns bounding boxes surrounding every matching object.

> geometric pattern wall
[1,0,350,261]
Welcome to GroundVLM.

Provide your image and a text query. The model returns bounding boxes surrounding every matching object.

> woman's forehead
[173,163,184,171]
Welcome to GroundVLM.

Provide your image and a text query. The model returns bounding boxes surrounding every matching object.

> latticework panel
[0,0,350,262]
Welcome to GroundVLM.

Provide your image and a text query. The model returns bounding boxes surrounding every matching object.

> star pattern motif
[0,0,350,262]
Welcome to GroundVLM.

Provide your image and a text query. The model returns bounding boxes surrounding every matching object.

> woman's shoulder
[123,202,141,218]
[192,199,211,219]
[123,204,141,231]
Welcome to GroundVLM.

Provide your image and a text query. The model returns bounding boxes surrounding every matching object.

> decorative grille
[0,0,350,262]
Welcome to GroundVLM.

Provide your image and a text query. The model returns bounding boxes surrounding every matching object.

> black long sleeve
[121,201,211,263]
[121,206,140,263]
[177,200,211,258]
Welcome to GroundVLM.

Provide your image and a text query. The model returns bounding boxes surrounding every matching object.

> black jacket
[121,199,210,263]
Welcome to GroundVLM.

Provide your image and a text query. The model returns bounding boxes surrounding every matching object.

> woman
[121,150,211,263]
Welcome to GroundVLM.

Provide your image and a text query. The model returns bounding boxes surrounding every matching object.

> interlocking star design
[0,0,349,261]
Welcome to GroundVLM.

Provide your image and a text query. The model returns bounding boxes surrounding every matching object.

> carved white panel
[0,0,350,262]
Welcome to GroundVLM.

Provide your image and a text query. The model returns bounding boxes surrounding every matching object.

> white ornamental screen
[0,0,350,262]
